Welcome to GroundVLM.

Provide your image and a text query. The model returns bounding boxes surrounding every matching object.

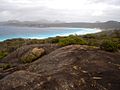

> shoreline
[0,27,102,42]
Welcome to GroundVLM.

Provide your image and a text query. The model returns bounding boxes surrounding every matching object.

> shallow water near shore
[0,26,101,41]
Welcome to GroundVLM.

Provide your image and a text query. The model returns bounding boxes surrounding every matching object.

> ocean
[0,26,101,41]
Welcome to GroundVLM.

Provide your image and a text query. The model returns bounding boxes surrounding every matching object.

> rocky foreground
[0,44,120,90]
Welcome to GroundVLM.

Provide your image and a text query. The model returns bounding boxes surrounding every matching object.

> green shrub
[86,39,101,46]
[58,35,87,46]
[45,37,60,43]
[0,51,8,59]
[20,52,40,63]
[83,34,97,39]
[100,40,118,52]
[117,44,120,49]
[0,63,12,70]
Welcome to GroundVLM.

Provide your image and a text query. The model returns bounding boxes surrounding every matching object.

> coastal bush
[20,53,35,63]
[0,51,8,59]
[86,39,101,46]
[50,38,59,43]
[100,40,118,52]
[44,36,65,44]
[83,34,97,39]
[0,63,12,70]
[27,39,45,44]
[117,44,120,49]
[45,37,60,43]
[58,35,87,46]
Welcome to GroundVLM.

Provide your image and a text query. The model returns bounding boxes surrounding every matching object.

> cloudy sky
[0,0,120,22]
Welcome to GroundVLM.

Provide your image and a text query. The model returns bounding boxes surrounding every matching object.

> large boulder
[32,48,45,57]
[0,45,120,90]
[20,48,45,63]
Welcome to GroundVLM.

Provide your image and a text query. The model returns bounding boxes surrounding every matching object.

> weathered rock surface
[0,44,60,64]
[0,45,120,90]
[0,44,60,79]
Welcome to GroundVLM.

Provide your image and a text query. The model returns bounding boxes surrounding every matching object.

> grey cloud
[91,0,120,5]
[0,0,120,22]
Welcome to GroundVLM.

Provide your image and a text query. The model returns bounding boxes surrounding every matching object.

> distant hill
[0,20,120,29]
[47,21,120,29]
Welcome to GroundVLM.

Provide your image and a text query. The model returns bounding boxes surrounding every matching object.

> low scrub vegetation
[0,63,12,70]
[83,34,98,39]
[0,30,120,55]
[58,35,87,46]
[0,51,8,59]
[100,40,119,52]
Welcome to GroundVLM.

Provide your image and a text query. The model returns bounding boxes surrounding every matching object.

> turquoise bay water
[0,26,101,41]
